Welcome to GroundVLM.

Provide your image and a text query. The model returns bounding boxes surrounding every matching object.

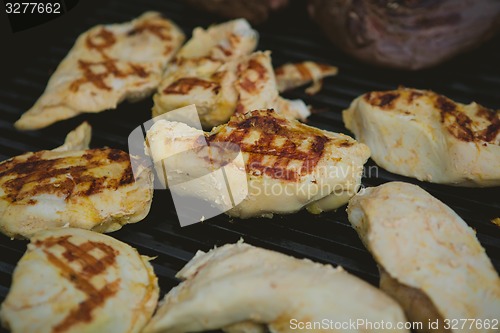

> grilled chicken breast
[0,228,159,333]
[233,52,310,121]
[275,61,338,95]
[343,88,500,186]
[143,241,408,333]
[147,108,369,219]
[152,19,258,128]
[15,12,184,130]
[0,124,153,239]
[347,182,500,333]
[152,18,309,128]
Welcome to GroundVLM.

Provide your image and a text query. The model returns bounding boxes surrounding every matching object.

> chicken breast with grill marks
[146,108,370,219]
[233,52,310,121]
[0,228,159,333]
[347,182,500,333]
[0,124,153,239]
[152,19,258,128]
[343,88,500,186]
[274,61,338,95]
[152,18,309,128]
[143,241,408,333]
[15,12,184,130]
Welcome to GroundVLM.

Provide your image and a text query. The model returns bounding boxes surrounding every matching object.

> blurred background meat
[184,0,500,70]
[307,0,500,70]
[184,0,289,24]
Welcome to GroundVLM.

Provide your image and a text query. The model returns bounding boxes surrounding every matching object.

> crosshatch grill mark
[34,236,120,333]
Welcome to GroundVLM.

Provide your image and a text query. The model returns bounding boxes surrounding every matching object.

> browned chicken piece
[343,88,500,186]
[0,124,153,239]
[152,19,258,128]
[153,18,311,128]
[15,12,184,130]
[0,228,159,333]
[154,51,310,128]
[274,61,338,94]
[147,108,370,218]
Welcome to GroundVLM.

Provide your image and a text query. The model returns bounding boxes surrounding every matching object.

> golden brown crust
[207,110,332,181]
[435,95,500,143]
[15,12,184,130]
[162,77,221,95]
[127,18,176,42]
[34,235,120,333]
[85,27,117,56]
[234,57,270,114]
[68,16,179,93]
[0,148,134,204]
[363,91,401,109]
[363,89,500,144]
[69,59,149,93]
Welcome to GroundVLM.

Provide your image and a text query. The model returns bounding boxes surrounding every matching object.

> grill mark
[216,45,232,57]
[436,96,474,142]
[476,106,500,143]
[119,164,135,186]
[295,63,312,80]
[107,149,128,162]
[163,45,174,56]
[235,102,246,114]
[127,21,173,41]
[84,177,106,196]
[318,63,337,74]
[365,92,400,109]
[0,149,134,203]
[208,113,330,181]
[407,90,423,103]
[338,140,354,147]
[70,59,149,92]
[85,28,116,58]
[435,95,499,143]
[228,33,241,48]
[237,58,268,93]
[127,20,175,55]
[163,78,220,95]
[129,63,149,78]
[436,95,456,113]
[248,59,267,78]
[52,278,120,333]
[272,156,294,180]
[35,236,119,333]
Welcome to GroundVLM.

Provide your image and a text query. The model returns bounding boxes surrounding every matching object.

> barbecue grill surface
[0,1,499,332]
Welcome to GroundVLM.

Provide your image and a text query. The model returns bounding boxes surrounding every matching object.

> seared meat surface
[343,88,500,186]
[0,124,153,238]
[15,12,184,130]
[0,228,158,333]
[147,108,369,219]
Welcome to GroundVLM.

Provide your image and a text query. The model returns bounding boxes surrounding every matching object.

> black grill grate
[0,0,499,330]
